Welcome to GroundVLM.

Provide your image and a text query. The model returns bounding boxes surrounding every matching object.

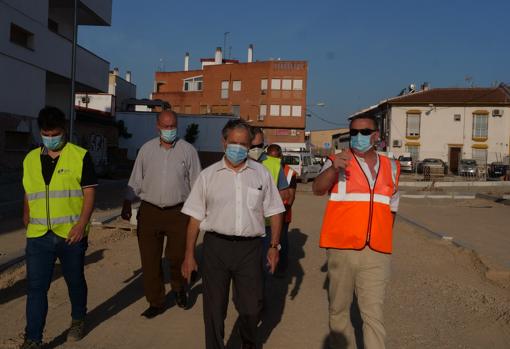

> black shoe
[20,339,42,349]
[175,288,188,309]
[141,306,165,319]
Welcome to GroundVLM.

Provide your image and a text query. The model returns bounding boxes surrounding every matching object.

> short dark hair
[222,119,254,141]
[266,144,282,157]
[349,115,378,130]
[38,106,66,131]
[251,127,264,136]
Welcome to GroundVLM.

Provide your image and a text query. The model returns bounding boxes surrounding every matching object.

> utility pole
[69,0,78,142]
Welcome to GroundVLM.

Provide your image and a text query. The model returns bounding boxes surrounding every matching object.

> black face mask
[250,143,264,149]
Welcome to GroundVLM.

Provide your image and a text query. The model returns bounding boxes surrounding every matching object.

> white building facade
[350,86,510,171]
[0,0,112,167]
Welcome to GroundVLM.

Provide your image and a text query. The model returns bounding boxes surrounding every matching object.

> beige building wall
[309,128,348,154]
[388,105,510,164]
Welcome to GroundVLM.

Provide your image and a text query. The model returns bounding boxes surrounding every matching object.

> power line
[307,109,348,127]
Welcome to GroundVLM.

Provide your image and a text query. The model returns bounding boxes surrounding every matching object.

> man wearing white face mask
[21,106,97,349]
[181,119,285,349]
[122,110,201,318]
[313,115,400,349]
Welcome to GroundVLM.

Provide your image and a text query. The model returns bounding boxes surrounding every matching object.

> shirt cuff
[181,205,205,221]
[264,206,286,218]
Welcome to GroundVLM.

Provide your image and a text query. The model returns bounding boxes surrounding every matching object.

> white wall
[117,112,236,160]
[0,1,109,92]
[388,105,510,164]
[0,54,45,118]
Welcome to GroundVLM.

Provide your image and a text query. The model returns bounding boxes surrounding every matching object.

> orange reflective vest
[283,165,296,223]
[319,153,400,254]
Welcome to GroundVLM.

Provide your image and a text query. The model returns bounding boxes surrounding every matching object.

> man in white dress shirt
[181,119,285,349]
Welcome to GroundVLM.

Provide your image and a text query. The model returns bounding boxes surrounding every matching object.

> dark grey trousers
[202,232,264,349]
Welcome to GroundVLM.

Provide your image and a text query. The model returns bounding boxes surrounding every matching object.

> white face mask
[248,147,264,161]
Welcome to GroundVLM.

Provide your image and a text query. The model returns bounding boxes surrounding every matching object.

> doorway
[449,147,462,174]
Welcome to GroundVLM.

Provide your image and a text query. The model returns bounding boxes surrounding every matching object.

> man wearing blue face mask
[313,116,400,349]
[122,110,201,318]
[181,119,285,349]
[21,106,97,349]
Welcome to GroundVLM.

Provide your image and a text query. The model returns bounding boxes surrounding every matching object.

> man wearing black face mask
[313,115,400,349]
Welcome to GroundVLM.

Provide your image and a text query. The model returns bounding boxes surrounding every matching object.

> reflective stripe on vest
[26,189,83,201]
[285,166,295,184]
[22,143,88,239]
[319,153,399,253]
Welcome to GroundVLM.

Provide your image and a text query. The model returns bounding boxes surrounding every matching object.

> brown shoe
[67,319,85,341]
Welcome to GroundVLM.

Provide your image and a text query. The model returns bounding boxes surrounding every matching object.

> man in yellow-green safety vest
[20,106,97,349]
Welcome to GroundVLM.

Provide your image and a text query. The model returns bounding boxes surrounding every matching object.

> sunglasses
[350,128,376,136]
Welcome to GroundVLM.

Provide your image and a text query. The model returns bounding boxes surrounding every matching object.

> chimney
[184,52,190,71]
[113,67,119,76]
[125,70,132,82]
[214,47,222,65]
[247,44,253,63]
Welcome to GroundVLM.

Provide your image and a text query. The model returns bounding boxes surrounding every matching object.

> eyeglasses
[349,128,376,136]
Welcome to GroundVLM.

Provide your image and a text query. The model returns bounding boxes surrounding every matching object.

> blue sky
[79,0,510,130]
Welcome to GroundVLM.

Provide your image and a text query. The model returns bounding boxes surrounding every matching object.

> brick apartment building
[151,46,308,143]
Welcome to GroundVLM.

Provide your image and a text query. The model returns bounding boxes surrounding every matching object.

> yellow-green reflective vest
[262,155,282,226]
[23,143,89,239]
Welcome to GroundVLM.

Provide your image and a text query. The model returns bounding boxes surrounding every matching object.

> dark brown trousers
[137,201,188,307]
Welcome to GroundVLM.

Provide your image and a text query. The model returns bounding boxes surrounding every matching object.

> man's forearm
[269,213,283,245]
[78,187,95,227]
[312,167,338,196]
[185,217,201,257]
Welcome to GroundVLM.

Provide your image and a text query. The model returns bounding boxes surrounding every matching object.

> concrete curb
[400,181,510,188]
[402,194,476,199]
[475,193,510,206]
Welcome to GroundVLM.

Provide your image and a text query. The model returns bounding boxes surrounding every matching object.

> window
[281,105,291,116]
[199,105,208,114]
[259,105,267,120]
[270,105,280,116]
[472,148,487,165]
[232,105,240,117]
[211,105,229,114]
[173,106,181,113]
[233,80,242,91]
[184,105,192,114]
[282,79,292,90]
[283,156,300,165]
[221,81,229,99]
[406,113,420,137]
[261,79,268,90]
[292,105,302,117]
[406,145,420,160]
[48,19,59,33]
[271,79,281,90]
[183,76,203,91]
[472,114,488,139]
[10,23,34,50]
[293,79,303,90]
[454,114,461,121]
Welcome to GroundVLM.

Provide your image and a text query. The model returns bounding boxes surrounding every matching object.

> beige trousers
[327,247,391,349]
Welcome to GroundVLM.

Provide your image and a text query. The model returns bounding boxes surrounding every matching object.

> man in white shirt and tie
[181,119,285,349]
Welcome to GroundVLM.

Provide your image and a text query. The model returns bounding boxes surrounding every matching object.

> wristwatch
[269,243,281,251]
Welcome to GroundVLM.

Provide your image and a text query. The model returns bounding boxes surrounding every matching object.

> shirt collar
[218,157,255,172]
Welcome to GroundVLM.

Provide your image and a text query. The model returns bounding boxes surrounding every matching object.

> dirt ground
[0,193,509,349]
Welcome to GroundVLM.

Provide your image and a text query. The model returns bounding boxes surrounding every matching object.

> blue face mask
[41,134,63,151]
[160,128,177,143]
[225,144,248,166]
[350,134,373,153]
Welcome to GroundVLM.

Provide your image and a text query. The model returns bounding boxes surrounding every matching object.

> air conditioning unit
[392,139,402,147]
[492,109,503,117]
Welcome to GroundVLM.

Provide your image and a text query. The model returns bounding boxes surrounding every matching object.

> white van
[282,151,321,183]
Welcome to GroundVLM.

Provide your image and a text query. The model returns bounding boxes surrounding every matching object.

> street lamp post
[69,0,78,142]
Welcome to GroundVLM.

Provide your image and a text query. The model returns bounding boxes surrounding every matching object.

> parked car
[417,158,448,175]
[488,162,508,178]
[458,159,477,176]
[282,152,321,183]
[398,156,414,172]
